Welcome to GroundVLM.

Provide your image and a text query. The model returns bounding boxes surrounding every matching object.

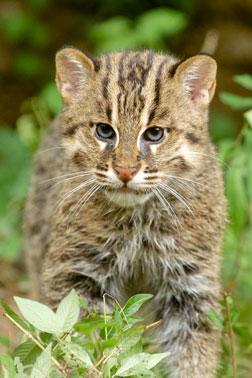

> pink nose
[114,166,138,183]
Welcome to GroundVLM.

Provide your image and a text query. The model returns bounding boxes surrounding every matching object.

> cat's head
[56,47,217,207]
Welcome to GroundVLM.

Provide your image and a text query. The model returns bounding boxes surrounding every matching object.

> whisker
[39,170,93,185]
[188,151,228,168]
[158,183,193,214]
[38,146,65,154]
[153,188,180,229]
[40,174,93,190]
[163,174,203,187]
[55,178,96,211]
[73,184,102,219]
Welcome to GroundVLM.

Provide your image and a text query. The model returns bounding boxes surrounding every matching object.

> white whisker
[55,178,96,211]
[73,184,102,218]
[40,170,93,185]
[153,188,180,229]
[158,183,193,214]
[38,146,65,154]
[188,151,228,168]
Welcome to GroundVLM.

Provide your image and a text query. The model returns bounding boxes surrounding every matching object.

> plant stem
[3,313,67,376]
[223,292,237,378]
[103,294,108,341]
[103,293,128,325]
[145,320,162,330]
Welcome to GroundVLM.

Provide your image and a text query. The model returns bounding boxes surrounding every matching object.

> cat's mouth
[117,186,135,193]
[104,186,152,207]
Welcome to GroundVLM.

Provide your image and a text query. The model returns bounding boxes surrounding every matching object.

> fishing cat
[24,47,226,377]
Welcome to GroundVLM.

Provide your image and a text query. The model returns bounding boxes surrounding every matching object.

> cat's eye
[142,127,164,143]
[95,123,116,142]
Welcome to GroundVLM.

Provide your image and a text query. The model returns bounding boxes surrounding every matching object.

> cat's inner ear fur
[55,47,94,103]
[175,55,217,109]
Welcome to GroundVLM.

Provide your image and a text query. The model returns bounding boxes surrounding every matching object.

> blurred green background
[0,0,251,377]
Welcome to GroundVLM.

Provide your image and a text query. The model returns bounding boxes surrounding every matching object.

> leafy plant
[0,81,61,260]
[89,7,188,52]
[216,74,252,378]
[0,291,169,377]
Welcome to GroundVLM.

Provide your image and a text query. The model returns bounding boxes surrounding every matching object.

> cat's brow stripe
[147,58,167,125]
[63,123,82,137]
[102,55,111,100]
[185,132,200,144]
[117,52,128,115]
[102,55,113,121]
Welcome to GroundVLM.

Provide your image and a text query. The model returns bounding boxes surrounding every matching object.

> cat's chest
[103,220,176,283]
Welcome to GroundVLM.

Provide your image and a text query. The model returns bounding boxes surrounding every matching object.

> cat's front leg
[157,298,220,378]
[41,258,104,311]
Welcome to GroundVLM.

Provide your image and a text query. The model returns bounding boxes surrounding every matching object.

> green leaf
[0,354,16,378]
[234,74,252,90]
[207,309,224,328]
[136,7,187,44]
[13,52,46,78]
[62,342,93,367]
[14,297,61,334]
[40,82,62,115]
[220,92,252,109]
[75,316,120,335]
[123,294,153,316]
[117,326,144,353]
[115,352,168,376]
[56,289,80,333]
[0,335,10,348]
[14,356,27,377]
[13,339,41,366]
[244,109,252,127]
[225,162,247,234]
[31,344,52,378]
[0,300,33,332]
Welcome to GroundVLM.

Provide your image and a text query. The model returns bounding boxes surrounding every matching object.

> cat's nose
[114,166,138,183]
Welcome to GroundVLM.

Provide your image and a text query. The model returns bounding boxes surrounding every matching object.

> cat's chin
[104,190,152,207]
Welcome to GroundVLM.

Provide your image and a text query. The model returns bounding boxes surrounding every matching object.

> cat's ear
[55,47,94,103]
[175,55,217,109]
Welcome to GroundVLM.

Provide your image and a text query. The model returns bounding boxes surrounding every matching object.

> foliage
[0,82,61,260]
[90,8,188,52]
[216,75,252,378]
[0,291,170,377]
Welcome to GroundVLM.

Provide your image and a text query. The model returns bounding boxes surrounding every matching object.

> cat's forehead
[93,51,178,127]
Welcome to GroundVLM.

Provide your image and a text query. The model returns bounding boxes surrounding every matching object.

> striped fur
[24,48,226,377]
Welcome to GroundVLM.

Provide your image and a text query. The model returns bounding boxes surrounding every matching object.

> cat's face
[56,49,217,207]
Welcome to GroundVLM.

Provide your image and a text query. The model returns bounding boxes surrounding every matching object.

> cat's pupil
[95,123,115,140]
[143,127,164,142]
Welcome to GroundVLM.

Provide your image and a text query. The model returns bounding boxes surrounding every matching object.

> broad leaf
[56,289,80,333]
[123,294,153,316]
[14,297,61,334]
[0,335,10,348]
[115,352,168,376]
[225,160,247,234]
[75,316,120,335]
[13,339,41,366]
[0,354,16,378]
[220,92,252,109]
[234,74,252,90]
[31,344,52,378]
[0,300,33,332]
[117,326,144,353]
[244,109,252,127]
[62,342,93,367]
[207,309,224,328]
